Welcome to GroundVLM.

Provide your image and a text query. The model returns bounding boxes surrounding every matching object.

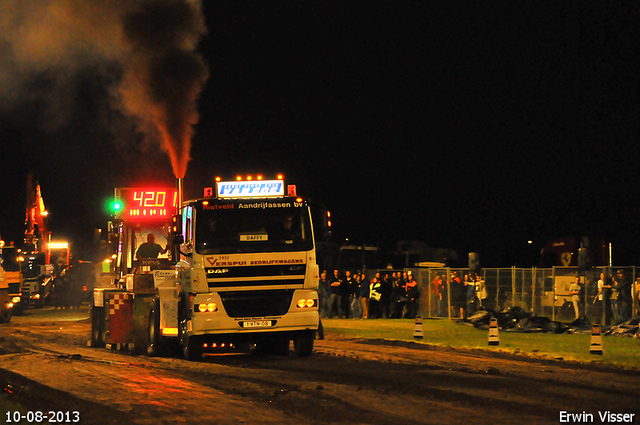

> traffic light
[104,198,123,216]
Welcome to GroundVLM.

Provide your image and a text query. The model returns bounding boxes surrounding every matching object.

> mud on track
[1,309,639,424]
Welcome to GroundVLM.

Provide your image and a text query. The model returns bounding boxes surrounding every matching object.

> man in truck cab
[136,233,167,259]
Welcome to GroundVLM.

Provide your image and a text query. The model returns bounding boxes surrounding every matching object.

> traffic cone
[413,315,424,339]
[488,318,499,346]
[590,324,603,355]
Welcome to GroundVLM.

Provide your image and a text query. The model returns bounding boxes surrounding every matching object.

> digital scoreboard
[114,188,177,221]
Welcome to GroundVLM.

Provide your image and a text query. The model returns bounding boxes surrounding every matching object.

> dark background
[1,1,639,267]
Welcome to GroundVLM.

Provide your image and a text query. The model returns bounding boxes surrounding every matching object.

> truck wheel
[147,307,164,357]
[91,306,105,347]
[0,304,12,324]
[293,331,314,357]
[182,334,202,361]
[272,338,290,355]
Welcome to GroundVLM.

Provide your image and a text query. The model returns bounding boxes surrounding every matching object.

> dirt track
[1,308,639,425]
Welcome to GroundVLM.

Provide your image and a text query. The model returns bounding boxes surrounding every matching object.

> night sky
[1,1,639,267]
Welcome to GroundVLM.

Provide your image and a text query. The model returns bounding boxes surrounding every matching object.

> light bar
[217,180,285,198]
[49,242,69,249]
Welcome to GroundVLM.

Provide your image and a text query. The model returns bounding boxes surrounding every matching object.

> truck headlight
[297,298,317,308]
[11,297,21,304]
[196,303,217,312]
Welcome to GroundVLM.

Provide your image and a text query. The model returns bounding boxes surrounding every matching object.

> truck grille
[220,290,294,318]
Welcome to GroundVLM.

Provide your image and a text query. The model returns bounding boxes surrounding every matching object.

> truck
[0,241,24,318]
[19,177,62,309]
[91,175,323,360]
[0,241,16,323]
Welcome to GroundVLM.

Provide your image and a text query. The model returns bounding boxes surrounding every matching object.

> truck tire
[91,305,105,347]
[253,337,289,356]
[182,334,202,361]
[147,306,164,357]
[271,338,290,355]
[0,304,12,324]
[293,331,315,357]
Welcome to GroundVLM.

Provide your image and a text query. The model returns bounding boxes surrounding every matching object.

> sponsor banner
[205,254,305,268]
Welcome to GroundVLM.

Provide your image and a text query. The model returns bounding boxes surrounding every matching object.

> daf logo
[209,268,229,274]
[289,266,304,272]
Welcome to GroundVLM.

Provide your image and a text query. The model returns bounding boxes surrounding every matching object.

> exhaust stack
[177,178,183,210]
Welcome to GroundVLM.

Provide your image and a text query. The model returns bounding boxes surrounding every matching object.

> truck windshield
[195,204,313,254]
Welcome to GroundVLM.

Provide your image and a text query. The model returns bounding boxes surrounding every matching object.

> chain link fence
[380,266,640,323]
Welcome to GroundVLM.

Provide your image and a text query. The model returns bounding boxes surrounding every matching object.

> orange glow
[215,176,221,182]
[277,174,284,180]
[257,175,263,180]
[236,175,242,181]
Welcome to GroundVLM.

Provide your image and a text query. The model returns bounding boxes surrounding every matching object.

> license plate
[243,320,272,328]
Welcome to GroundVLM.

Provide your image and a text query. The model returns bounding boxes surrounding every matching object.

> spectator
[359,273,370,319]
[381,273,392,318]
[450,271,465,318]
[344,270,358,318]
[432,273,443,317]
[318,270,329,318]
[465,274,476,318]
[349,271,362,318]
[439,274,448,317]
[595,272,607,325]
[391,272,406,318]
[327,270,344,319]
[569,276,582,322]
[369,276,383,319]
[474,273,488,308]
[404,272,419,318]
[611,270,630,323]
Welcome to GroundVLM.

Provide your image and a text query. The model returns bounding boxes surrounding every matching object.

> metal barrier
[376,266,639,324]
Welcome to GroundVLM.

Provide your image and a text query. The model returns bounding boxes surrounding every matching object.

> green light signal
[113,201,122,211]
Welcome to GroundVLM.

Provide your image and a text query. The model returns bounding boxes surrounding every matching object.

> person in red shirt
[404,272,419,318]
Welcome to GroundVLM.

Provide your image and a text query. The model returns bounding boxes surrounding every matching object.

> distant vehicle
[388,240,459,269]
[336,244,384,279]
[20,253,53,308]
[540,236,609,269]
[1,245,24,315]
[0,243,15,323]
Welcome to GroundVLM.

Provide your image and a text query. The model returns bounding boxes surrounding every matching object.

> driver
[136,233,167,259]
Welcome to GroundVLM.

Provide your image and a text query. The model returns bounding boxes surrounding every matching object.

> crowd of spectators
[319,270,420,319]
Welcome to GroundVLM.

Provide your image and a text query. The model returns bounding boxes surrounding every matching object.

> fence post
[495,269,500,310]
[512,266,516,309]
[532,267,537,314]
[552,266,556,321]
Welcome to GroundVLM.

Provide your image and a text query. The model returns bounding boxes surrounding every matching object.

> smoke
[0,0,209,178]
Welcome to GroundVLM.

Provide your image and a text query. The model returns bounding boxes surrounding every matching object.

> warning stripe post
[413,315,424,339]
[590,324,603,355]
[488,318,499,346]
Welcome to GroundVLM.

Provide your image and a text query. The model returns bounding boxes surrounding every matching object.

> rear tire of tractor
[294,331,315,357]
[147,307,164,357]
[0,305,12,324]
[91,306,105,347]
